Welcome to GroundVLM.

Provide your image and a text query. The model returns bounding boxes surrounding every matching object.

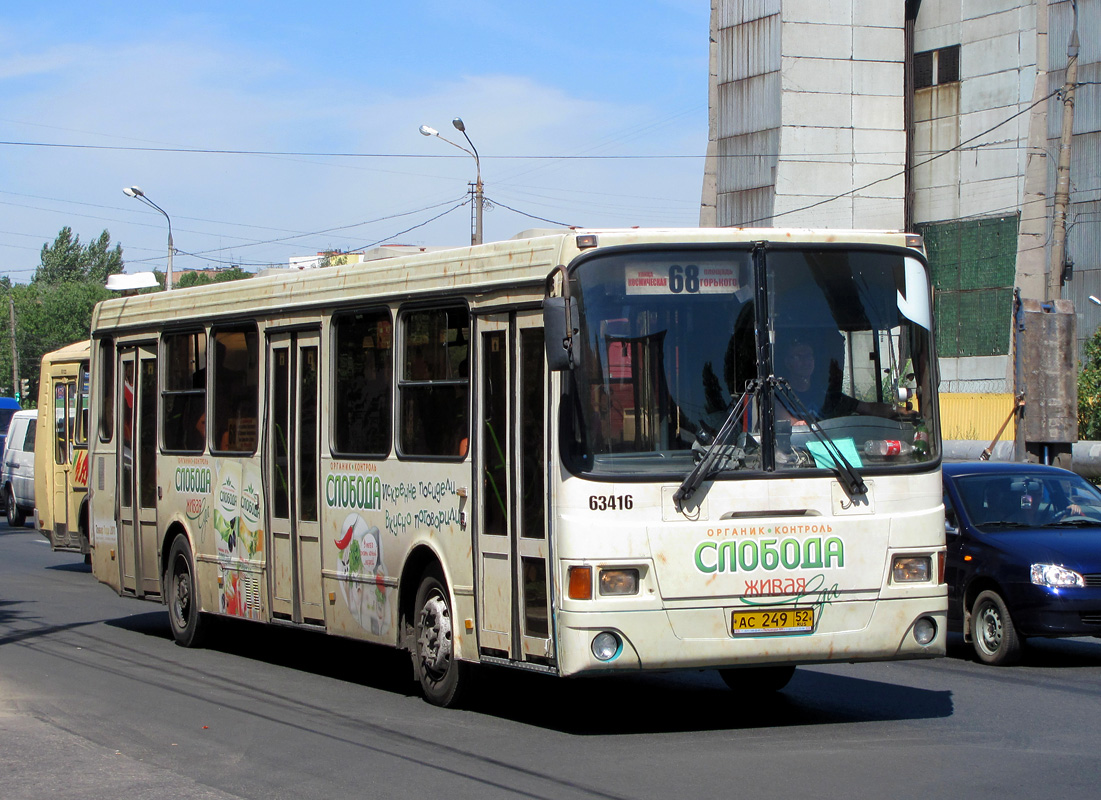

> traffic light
[19,378,29,402]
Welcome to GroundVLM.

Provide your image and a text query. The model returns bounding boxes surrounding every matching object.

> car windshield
[953,472,1101,529]
[561,245,938,479]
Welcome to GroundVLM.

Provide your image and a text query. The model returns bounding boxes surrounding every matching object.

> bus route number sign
[624,265,739,296]
[730,607,815,636]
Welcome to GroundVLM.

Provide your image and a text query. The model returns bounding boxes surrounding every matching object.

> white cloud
[1,18,707,278]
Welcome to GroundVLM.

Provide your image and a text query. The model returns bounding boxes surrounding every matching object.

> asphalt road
[3,521,1100,800]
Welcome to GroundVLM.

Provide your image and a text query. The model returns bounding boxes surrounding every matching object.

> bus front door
[475,313,554,665]
[267,331,324,625]
[117,346,160,598]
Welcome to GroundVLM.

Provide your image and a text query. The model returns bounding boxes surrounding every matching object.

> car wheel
[165,535,207,648]
[6,487,26,528]
[718,665,796,692]
[412,567,470,707]
[970,589,1021,665]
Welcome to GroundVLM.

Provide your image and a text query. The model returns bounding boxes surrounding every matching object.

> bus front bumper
[554,594,947,678]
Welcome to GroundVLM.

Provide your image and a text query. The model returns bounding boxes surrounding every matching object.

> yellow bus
[35,340,92,558]
[88,228,946,706]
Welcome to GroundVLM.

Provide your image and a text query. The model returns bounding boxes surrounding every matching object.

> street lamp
[419,118,483,245]
[123,186,175,291]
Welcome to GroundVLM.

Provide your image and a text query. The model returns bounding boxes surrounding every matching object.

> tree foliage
[1079,326,1101,440]
[174,266,253,289]
[35,227,124,284]
[0,228,123,404]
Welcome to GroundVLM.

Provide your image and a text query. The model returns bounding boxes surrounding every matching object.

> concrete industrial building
[701,0,1099,447]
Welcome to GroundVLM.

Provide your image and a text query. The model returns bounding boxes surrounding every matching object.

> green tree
[1,227,124,404]
[174,266,253,289]
[34,227,124,284]
[1079,326,1101,440]
[9,281,112,403]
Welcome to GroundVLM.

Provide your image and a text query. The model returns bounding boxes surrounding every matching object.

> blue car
[942,461,1101,665]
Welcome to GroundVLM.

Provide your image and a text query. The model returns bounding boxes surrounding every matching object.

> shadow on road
[460,666,954,734]
[106,610,954,733]
[46,561,92,574]
[947,631,1101,669]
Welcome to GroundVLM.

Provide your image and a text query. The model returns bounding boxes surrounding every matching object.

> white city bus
[88,228,946,706]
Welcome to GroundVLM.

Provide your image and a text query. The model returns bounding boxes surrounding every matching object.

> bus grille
[1084,573,1101,587]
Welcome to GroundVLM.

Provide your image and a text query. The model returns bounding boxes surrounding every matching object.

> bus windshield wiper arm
[673,380,759,508]
[771,377,867,499]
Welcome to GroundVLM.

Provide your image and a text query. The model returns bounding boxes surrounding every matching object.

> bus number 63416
[589,494,633,511]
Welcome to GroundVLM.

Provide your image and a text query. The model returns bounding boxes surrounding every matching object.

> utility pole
[9,295,19,403]
[1049,3,1079,301]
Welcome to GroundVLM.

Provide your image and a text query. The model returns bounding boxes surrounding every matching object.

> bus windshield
[563,245,938,478]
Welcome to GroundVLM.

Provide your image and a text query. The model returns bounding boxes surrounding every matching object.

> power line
[746,87,1063,226]
[483,197,576,228]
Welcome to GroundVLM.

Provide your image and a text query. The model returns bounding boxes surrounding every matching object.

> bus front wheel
[412,568,469,707]
[718,665,796,693]
[165,535,207,648]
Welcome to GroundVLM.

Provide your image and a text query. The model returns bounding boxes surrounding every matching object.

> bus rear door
[266,330,324,625]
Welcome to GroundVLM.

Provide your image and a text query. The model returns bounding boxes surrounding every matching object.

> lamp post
[123,186,174,291]
[419,118,483,245]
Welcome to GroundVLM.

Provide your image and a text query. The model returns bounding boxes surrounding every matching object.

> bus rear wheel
[718,665,796,693]
[412,568,469,707]
[165,535,207,648]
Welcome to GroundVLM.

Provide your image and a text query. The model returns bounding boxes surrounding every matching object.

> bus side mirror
[543,296,578,371]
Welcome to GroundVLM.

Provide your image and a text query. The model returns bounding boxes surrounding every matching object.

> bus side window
[399,306,469,458]
[212,326,259,454]
[332,309,393,457]
[98,338,115,442]
[162,330,208,453]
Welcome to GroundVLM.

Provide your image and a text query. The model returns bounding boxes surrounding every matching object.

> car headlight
[1030,563,1085,588]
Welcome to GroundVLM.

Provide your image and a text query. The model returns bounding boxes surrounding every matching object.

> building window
[914,51,934,89]
[914,44,960,87]
[937,45,960,83]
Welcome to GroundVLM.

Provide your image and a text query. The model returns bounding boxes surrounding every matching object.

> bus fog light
[599,568,639,595]
[591,631,621,661]
[913,617,937,646]
[892,556,931,583]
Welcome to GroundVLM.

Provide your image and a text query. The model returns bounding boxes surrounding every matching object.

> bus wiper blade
[771,377,867,499]
[673,380,759,508]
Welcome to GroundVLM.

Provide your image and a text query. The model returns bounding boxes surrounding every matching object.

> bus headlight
[591,631,621,661]
[892,556,931,583]
[913,617,937,646]
[599,568,639,596]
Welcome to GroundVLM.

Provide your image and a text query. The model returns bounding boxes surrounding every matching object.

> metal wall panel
[940,392,1018,441]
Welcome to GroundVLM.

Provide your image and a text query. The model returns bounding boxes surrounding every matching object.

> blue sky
[1,1,710,281]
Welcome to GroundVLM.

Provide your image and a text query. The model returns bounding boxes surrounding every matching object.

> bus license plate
[730,607,814,636]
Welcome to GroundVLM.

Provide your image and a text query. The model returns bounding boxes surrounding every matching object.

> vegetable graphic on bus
[335,513,390,635]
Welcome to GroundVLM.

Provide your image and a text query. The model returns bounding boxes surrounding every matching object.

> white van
[3,409,37,527]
